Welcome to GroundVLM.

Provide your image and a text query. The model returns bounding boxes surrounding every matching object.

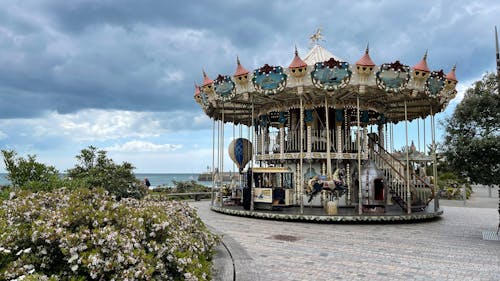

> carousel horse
[306,169,348,203]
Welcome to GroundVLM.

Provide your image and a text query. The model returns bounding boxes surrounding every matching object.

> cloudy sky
[0,0,498,173]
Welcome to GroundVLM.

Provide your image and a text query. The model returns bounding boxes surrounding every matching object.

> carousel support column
[357,95,362,215]
[307,122,312,159]
[417,118,421,152]
[385,123,388,153]
[261,120,266,157]
[250,95,255,211]
[423,117,427,155]
[378,123,385,152]
[219,104,225,207]
[279,125,285,161]
[405,100,411,214]
[336,121,342,158]
[299,88,304,214]
[325,95,332,178]
[211,119,216,206]
[431,107,439,211]
[346,162,351,205]
[296,163,300,205]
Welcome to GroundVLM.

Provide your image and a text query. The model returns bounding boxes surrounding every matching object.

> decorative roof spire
[355,43,375,66]
[413,51,430,72]
[194,82,200,96]
[289,46,307,68]
[446,64,457,81]
[234,56,249,77]
[202,69,213,86]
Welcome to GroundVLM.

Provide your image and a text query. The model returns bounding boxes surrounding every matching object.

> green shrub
[1,150,61,192]
[0,188,218,280]
[67,146,147,199]
[438,172,472,199]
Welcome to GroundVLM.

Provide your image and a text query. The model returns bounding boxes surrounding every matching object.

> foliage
[151,181,211,201]
[170,181,210,194]
[437,171,472,200]
[0,188,219,280]
[1,150,61,192]
[442,73,500,186]
[67,146,147,199]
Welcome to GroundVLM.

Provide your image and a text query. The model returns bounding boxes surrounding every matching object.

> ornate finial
[202,68,208,78]
[236,56,241,65]
[452,63,456,71]
[295,45,298,56]
[423,50,428,60]
[309,28,324,45]
[365,43,370,54]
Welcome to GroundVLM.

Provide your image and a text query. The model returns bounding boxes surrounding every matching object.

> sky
[0,0,498,173]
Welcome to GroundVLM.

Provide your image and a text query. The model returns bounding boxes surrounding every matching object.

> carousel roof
[303,44,343,65]
[413,51,430,72]
[289,48,307,68]
[234,57,249,77]
[194,41,458,127]
[356,45,375,66]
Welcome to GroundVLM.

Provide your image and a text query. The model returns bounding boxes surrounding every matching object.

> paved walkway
[192,186,500,281]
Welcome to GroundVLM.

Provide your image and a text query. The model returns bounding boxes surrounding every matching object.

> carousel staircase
[368,136,434,213]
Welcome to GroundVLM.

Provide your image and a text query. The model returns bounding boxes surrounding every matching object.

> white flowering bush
[0,188,218,280]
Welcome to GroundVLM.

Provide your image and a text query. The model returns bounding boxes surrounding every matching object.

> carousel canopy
[194,41,458,126]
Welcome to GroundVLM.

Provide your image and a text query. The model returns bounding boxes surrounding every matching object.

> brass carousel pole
[423,116,426,155]
[300,90,304,214]
[219,103,225,206]
[405,99,411,214]
[325,94,332,178]
[431,106,439,211]
[250,94,255,211]
[417,118,421,152]
[357,95,362,215]
[211,119,215,206]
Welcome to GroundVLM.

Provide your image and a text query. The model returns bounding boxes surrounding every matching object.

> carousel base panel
[210,204,443,223]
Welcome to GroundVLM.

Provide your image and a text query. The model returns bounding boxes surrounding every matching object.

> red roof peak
[355,44,375,66]
[234,56,249,77]
[194,82,200,96]
[202,69,213,86]
[446,64,457,81]
[413,51,430,72]
[288,46,307,68]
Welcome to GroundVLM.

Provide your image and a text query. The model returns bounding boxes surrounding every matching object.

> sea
[0,173,214,189]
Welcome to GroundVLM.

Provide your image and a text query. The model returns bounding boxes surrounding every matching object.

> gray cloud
[0,0,498,122]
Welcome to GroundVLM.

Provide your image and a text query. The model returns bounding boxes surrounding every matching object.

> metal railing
[368,135,434,211]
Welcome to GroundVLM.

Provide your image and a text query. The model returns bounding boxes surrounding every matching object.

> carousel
[194,30,458,222]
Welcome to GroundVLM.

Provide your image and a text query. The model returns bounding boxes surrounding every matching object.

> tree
[67,146,147,199]
[442,73,500,187]
[1,149,60,191]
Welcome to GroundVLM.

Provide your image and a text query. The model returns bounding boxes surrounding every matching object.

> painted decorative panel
[311,58,351,91]
[425,70,445,98]
[252,64,287,95]
[375,61,410,93]
[214,75,236,101]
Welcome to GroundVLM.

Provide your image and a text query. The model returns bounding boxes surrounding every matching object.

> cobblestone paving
[191,190,500,280]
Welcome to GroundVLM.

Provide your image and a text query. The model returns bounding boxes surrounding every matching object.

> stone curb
[209,226,261,281]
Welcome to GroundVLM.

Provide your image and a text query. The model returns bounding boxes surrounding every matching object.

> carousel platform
[210,203,443,223]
